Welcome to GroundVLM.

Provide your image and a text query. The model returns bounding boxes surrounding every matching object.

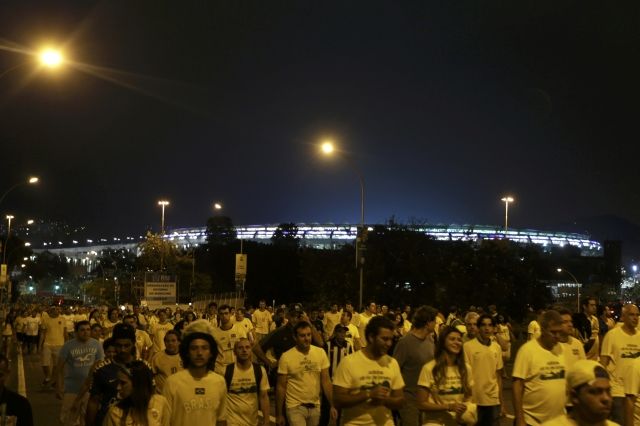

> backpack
[224,363,263,397]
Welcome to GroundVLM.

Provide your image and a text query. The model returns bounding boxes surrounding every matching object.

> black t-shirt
[0,388,33,426]
[260,325,295,360]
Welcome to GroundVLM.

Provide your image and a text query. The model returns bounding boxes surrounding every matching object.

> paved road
[7,342,518,426]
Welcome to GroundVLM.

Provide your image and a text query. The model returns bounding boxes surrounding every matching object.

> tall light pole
[320,140,366,310]
[557,267,581,312]
[157,200,170,235]
[2,215,14,264]
[0,176,39,208]
[500,196,514,234]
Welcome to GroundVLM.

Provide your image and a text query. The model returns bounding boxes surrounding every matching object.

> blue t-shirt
[59,338,104,393]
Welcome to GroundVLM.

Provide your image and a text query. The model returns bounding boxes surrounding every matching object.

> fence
[192,291,246,311]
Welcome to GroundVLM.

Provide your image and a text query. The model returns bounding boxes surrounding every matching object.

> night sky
[1,1,639,238]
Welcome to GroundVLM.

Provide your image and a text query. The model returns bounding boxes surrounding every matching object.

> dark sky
[1,1,639,237]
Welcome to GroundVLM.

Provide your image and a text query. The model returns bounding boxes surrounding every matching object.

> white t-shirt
[150,322,174,354]
[417,359,473,426]
[541,414,620,426]
[463,338,503,406]
[226,363,270,426]
[24,316,41,336]
[211,323,248,375]
[512,339,566,425]
[601,326,640,397]
[333,350,405,426]
[278,345,329,408]
[252,309,272,335]
[104,394,170,426]
[163,369,227,426]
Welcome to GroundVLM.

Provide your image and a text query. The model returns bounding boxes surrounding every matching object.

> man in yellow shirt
[465,314,503,426]
[212,305,247,375]
[276,321,335,426]
[41,306,67,386]
[252,300,272,342]
[513,310,567,426]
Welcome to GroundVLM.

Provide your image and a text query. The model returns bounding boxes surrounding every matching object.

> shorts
[60,393,88,426]
[41,344,62,367]
[16,333,25,342]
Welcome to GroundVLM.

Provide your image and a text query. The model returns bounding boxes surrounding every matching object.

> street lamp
[320,140,366,310]
[157,200,170,234]
[557,267,581,312]
[0,176,40,207]
[2,215,14,264]
[213,202,223,211]
[39,49,64,68]
[500,196,514,234]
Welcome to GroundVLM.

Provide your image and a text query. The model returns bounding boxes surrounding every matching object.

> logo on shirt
[195,388,205,395]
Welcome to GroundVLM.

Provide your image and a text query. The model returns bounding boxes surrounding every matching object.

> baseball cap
[566,359,610,389]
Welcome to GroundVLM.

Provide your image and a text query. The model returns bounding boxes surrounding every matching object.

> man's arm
[252,342,277,369]
[333,384,370,409]
[55,355,65,399]
[600,355,611,368]
[85,394,101,425]
[497,370,505,415]
[259,388,271,426]
[512,378,526,426]
[320,368,337,420]
[625,394,636,426]
[275,373,288,426]
[383,388,405,410]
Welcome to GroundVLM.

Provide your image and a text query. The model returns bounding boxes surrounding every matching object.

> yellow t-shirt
[104,394,171,426]
[560,337,586,371]
[528,320,541,340]
[236,318,254,335]
[226,364,270,426]
[512,339,566,425]
[463,338,503,406]
[277,345,329,408]
[211,323,248,374]
[333,350,405,426]
[541,414,620,426]
[152,351,184,393]
[344,323,360,348]
[417,359,473,426]
[601,326,640,397]
[358,313,375,348]
[324,311,342,338]
[135,329,153,360]
[150,322,174,354]
[42,316,66,346]
[163,370,227,425]
[252,309,272,335]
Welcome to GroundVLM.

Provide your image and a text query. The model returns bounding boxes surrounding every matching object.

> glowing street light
[39,49,64,68]
[157,200,170,235]
[213,202,223,211]
[0,176,41,207]
[500,196,514,234]
[557,267,581,312]
[319,139,366,310]
[2,215,15,264]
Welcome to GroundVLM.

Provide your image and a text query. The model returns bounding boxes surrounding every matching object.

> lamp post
[320,140,366,310]
[500,196,514,234]
[0,176,39,208]
[2,215,14,265]
[157,200,170,235]
[557,268,581,312]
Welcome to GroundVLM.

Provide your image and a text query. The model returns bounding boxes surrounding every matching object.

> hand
[277,415,286,426]
[330,406,338,420]
[369,385,390,405]
[500,405,508,417]
[448,402,466,415]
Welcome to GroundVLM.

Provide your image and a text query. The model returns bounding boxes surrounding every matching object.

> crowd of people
[0,297,626,426]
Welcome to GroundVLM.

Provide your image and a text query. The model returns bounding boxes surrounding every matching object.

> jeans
[287,405,321,426]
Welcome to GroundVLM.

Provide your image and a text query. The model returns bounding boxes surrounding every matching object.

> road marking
[17,346,27,397]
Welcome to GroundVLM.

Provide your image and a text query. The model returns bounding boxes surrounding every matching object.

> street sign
[235,254,247,281]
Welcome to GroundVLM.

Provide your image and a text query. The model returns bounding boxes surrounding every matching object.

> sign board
[235,254,247,280]
[144,281,176,305]
[0,264,6,284]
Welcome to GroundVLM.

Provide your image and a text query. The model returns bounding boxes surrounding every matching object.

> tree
[271,223,300,249]
[206,216,237,247]
[136,232,180,273]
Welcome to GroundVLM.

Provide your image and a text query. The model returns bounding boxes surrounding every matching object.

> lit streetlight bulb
[213,202,222,210]
[39,49,63,68]
[321,141,335,155]
[28,177,39,184]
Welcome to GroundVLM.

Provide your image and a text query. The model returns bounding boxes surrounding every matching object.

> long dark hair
[116,360,154,426]
[432,326,471,398]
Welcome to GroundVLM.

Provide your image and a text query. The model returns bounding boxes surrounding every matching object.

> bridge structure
[31,223,603,273]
